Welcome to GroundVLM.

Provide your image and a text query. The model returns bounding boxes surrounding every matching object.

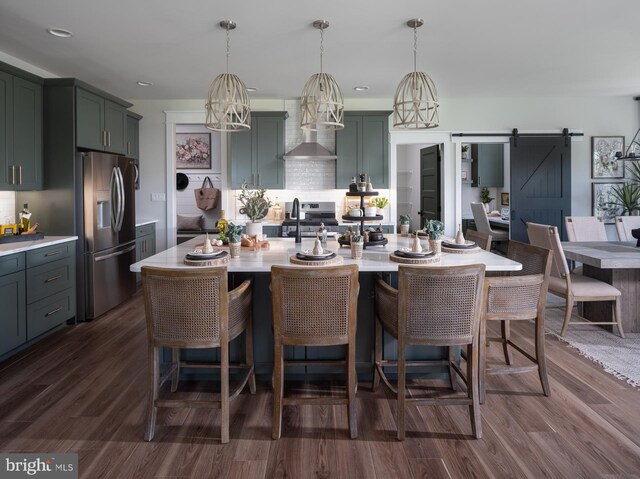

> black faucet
[292,198,301,244]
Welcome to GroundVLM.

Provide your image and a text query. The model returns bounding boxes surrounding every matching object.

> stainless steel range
[281,201,340,238]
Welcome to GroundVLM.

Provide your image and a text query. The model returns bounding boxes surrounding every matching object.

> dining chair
[615,216,640,241]
[270,264,360,439]
[565,216,608,241]
[374,264,486,440]
[141,266,256,443]
[527,223,624,338]
[470,202,509,250]
[478,241,552,404]
[465,229,492,251]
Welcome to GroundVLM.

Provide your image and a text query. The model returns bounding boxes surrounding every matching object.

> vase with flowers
[238,181,273,237]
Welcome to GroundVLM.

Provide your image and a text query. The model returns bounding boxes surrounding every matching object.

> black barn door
[418,145,442,229]
[510,136,571,242]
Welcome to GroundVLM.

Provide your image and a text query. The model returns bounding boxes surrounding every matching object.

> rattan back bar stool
[270,264,360,439]
[141,266,256,443]
[478,241,552,404]
[374,264,486,440]
[465,230,492,252]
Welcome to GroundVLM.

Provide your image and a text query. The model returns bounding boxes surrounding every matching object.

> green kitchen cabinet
[135,223,156,283]
[0,64,43,190]
[126,112,141,159]
[336,111,391,189]
[228,112,286,189]
[471,143,504,187]
[76,87,127,155]
[0,254,26,357]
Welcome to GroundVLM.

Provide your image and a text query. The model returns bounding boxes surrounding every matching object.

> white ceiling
[1,0,639,101]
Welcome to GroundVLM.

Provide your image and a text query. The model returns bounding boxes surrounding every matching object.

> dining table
[131,234,522,378]
[562,241,640,333]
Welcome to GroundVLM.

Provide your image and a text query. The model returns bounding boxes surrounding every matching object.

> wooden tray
[289,255,344,266]
[389,253,441,264]
[0,232,45,244]
[441,245,482,254]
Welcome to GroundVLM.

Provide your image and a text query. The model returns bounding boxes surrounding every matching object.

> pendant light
[393,18,439,129]
[300,20,344,131]
[205,20,251,132]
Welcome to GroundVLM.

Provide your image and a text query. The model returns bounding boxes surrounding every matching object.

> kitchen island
[131,235,521,378]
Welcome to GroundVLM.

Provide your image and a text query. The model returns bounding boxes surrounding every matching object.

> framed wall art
[592,136,625,179]
[176,133,212,169]
[500,192,509,206]
[592,182,624,223]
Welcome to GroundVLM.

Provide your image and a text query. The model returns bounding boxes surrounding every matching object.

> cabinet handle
[103,130,107,147]
[45,307,62,317]
[258,173,261,186]
[11,165,16,185]
[107,131,111,147]
[44,250,62,257]
[19,165,22,185]
[143,239,146,254]
[45,275,62,283]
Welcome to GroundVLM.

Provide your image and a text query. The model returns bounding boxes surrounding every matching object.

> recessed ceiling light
[354,86,369,91]
[47,28,74,38]
[136,81,153,87]
[246,87,258,92]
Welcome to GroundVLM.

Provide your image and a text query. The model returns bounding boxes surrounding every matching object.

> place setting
[183,235,229,266]
[289,236,343,266]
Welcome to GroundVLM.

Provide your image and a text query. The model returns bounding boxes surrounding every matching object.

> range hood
[283,129,337,160]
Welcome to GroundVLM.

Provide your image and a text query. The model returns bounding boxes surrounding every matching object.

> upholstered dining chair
[374,264,486,440]
[141,266,255,443]
[478,241,552,404]
[270,264,360,439]
[527,223,624,338]
[465,230,492,252]
[615,216,640,241]
[565,216,608,241]
[471,202,509,249]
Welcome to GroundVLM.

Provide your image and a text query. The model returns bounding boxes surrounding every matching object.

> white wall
[132,96,638,249]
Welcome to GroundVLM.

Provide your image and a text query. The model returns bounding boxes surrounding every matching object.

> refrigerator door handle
[94,243,136,262]
[109,166,119,232]
[115,166,125,232]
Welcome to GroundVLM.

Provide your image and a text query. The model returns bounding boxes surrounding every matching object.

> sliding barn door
[510,137,571,242]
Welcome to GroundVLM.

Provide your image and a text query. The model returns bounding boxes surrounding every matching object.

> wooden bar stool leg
[145,346,159,441]
[171,348,180,392]
[272,341,284,440]
[220,341,230,444]
[614,299,625,338]
[373,318,382,391]
[246,321,256,394]
[478,317,487,405]
[397,343,406,441]
[448,346,458,391]
[468,343,482,439]
[347,342,358,439]
[501,320,513,365]
[535,315,550,397]
[561,294,574,337]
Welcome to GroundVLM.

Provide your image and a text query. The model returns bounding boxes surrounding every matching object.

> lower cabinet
[136,223,156,283]
[0,241,76,360]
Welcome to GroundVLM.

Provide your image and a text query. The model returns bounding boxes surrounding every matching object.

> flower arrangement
[238,182,273,222]
[226,223,243,244]
[426,219,444,240]
[480,187,494,205]
[371,197,389,209]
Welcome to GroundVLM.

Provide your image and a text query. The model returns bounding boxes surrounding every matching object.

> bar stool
[374,264,486,440]
[465,230,492,251]
[270,264,359,439]
[141,266,255,443]
[478,241,552,404]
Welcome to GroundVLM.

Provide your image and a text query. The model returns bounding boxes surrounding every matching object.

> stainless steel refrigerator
[82,152,137,319]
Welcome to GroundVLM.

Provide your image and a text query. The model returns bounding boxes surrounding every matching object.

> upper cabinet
[336,111,391,189]
[0,63,43,191]
[126,112,141,160]
[471,143,504,187]
[228,112,287,189]
[76,88,127,155]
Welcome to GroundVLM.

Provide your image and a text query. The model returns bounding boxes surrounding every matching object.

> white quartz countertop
[136,219,159,227]
[0,236,78,257]
[130,234,521,273]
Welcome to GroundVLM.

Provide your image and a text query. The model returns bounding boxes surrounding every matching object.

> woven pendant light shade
[205,72,251,132]
[393,71,439,129]
[300,72,344,131]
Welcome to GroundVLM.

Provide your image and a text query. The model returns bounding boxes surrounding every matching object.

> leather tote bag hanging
[194,176,220,211]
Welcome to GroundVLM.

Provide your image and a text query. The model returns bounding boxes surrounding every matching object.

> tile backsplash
[0,192,16,224]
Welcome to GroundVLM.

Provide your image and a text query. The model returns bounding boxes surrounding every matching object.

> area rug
[544,305,640,388]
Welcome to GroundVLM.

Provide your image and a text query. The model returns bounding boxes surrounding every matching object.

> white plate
[187,249,224,259]
[300,249,334,258]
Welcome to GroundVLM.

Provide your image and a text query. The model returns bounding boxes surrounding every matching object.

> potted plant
[399,214,411,236]
[226,222,243,258]
[238,181,273,237]
[461,144,470,159]
[350,234,364,259]
[372,197,389,215]
[480,187,494,213]
[426,219,444,254]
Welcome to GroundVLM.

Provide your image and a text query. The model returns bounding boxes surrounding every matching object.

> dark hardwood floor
[1,291,639,478]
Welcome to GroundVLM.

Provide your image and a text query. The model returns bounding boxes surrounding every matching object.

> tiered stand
[338,191,388,249]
